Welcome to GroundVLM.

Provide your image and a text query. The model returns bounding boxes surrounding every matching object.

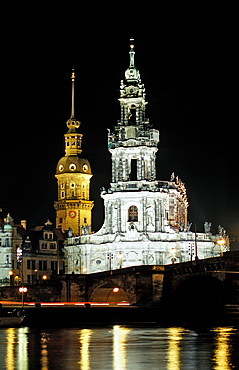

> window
[128,206,138,222]
[130,159,137,180]
[51,261,57,271]
[41,243,47,249]
[50,243,56,249]
[39,260,47,270]
[84,217,87,223]
[27,260,36,270]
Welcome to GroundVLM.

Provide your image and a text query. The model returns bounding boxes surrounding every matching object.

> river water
[0,325,238,369]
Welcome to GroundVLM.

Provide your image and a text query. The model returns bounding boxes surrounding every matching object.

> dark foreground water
[0,326,238,369]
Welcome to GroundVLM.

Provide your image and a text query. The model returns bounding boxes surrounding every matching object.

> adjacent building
[19,220,64,284]
[0,213,22,286]
[63,39,229,274]
[0,212,64,285]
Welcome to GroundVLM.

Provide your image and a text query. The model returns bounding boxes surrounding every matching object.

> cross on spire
[71,67,75,119]
[129,37,135,68]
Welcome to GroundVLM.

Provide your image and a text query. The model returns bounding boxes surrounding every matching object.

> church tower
[104,38,188,234]
[63,40,226,275]
[55,69,93,236]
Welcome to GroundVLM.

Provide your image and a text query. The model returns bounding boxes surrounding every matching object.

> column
[112,156,116,183]
[155,199,160,232]
[143,197,147,232]
[108,202,113,234]
[118,159,123,181]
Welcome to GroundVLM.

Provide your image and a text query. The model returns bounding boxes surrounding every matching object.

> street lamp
[19,286,28,308]
[8,270,14,286]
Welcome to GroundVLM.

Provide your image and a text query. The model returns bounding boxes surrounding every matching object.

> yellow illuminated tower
[55,69,93,235]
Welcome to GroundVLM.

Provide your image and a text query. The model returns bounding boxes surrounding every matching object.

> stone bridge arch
[87,274,137,304]
[90,282,129,303]
[168,274,228,321]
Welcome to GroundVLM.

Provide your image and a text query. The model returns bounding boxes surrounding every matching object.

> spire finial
[130,37,134,49]
[71,66,75,119]
[129,37,135,68]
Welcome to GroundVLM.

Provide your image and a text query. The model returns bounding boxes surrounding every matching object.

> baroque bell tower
[55,69,93,236]
[63,39,226,275]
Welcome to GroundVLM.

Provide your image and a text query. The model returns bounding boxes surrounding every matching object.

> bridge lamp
[112,287,120,293]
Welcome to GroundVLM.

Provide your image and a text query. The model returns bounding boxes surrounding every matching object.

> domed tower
[55,69,93,235]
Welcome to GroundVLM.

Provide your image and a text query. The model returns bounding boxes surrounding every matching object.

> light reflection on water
[0,325,238,369]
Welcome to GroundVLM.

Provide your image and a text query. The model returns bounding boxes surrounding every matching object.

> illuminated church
[60,40,229,274]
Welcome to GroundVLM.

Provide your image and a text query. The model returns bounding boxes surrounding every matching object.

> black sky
[1,7,238,248]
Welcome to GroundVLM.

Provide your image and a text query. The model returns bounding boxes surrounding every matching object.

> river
[0,325,238,369]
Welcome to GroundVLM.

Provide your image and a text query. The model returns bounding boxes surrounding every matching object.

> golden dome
[56,155,92,175]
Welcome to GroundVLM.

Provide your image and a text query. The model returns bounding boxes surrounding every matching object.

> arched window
[128,206,138,222]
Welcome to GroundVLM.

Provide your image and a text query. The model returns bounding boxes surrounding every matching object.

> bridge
[59,251,239,311]
[1,252,239,318]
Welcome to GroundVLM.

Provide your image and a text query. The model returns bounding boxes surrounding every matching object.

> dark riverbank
[1,304,239,328]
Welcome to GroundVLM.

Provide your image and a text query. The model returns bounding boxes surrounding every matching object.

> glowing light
[42,275,48,280]
[19,287,28,293]
[112,287,120,293]
[217,239,226,245]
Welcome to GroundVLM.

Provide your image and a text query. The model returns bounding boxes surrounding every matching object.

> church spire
[70,67,75,119]
[129,37,135,68]
[124,38,141,83]
[66,68,80,133]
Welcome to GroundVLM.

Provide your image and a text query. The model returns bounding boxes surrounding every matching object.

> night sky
[1,7,238,248]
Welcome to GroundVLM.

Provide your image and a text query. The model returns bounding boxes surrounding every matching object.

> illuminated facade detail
[64,40,230,274]
[0,213,22,286]
[55,69,93,235]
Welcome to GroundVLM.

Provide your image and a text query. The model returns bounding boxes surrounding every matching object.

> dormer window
[44,232,53,240]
